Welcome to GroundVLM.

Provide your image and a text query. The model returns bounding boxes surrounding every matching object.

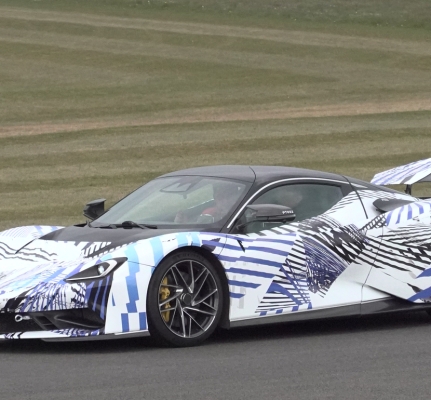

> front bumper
[0,309,150,341]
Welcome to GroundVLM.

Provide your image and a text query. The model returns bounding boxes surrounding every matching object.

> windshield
[94,176,251,228]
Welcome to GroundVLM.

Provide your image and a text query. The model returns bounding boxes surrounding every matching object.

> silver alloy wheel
[158,259,219,338]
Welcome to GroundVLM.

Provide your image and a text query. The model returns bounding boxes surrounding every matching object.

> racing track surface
[1,312,431,400]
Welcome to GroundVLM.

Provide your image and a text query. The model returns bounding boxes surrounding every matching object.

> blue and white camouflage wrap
[2,186,431,341]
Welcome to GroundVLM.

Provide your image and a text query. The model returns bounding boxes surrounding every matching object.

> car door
[222,179,373,324]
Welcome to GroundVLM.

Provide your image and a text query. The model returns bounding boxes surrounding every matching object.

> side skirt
[361,298,431,315]
[229,298,431,329]
[230,304,360,328]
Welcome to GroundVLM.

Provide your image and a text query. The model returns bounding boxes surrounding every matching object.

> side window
[239,183,344,233]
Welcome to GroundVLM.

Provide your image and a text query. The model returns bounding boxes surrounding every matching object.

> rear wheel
[147,251,224,347]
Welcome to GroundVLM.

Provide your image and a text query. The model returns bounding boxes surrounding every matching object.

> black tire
[147,250,225,347]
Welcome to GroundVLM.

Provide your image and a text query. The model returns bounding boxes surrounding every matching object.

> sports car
[1,161,431,347]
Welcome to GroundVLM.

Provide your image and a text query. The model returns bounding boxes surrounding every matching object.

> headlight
[65,257,127,282]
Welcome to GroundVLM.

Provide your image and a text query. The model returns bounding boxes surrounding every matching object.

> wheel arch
[153,245,231,330]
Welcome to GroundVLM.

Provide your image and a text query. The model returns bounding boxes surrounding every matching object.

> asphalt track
[1,312,431,400]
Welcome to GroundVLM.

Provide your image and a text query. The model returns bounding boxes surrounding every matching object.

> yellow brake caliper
[160,277,171,322]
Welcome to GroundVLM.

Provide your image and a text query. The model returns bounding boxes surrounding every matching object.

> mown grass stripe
[0,127,429,169]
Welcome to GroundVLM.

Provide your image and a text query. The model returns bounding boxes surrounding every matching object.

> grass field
[1,0,430,230]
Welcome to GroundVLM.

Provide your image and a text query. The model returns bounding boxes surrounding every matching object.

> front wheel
[147,251,224,347]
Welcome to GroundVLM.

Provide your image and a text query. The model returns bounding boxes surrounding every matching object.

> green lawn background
[0,0,430,230]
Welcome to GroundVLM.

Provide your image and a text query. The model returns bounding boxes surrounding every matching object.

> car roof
[250,166,345,184]
[160,165,256,182]
[160,165,345,184]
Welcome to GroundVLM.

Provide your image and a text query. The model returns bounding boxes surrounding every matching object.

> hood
[13,226,202,263]
[0,226,176,295]
[42,225,186,243]
[1,224,225,271]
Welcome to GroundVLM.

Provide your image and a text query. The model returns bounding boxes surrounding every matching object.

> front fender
[0,226,63,262]
[110,232,228,268]
[103,232,227,334]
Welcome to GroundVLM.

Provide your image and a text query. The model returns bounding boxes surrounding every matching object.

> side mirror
[83,198,106,221]
[237,204,296,231]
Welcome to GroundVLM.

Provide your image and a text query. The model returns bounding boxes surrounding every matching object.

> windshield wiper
[90,221,157,229]
[120,221,157,229]
[91,223,117,229]
[101,224,118,229]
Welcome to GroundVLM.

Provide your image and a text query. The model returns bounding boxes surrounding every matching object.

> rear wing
[371,157,431,195]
